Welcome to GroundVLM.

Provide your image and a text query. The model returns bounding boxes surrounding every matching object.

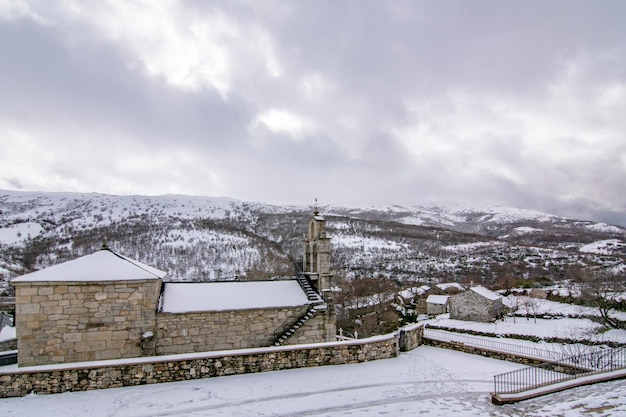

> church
[11,212,336,367]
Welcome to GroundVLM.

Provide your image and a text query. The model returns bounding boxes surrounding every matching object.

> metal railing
[424,328,564,361]
[493,346,626,395]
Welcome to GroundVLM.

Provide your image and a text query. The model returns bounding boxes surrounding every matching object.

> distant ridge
[1,190,624,295]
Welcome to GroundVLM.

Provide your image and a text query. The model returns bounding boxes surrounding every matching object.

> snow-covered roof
[470,286,501,301]
[426,295,449,305]
[399,285,430,299]
[0,325,16,342]
[436,282,465,292]
[160,280,311,313]
[11,250,166,283]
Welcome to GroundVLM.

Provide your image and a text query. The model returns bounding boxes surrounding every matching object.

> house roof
[160,280,311,313]
[469,286,501,301]
[11,249,166,283]
[426,294,449,305]
[399,285,430,299]
[436,282,465,292]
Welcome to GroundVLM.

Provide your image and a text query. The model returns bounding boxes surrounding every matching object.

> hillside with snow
[1,190,625,294]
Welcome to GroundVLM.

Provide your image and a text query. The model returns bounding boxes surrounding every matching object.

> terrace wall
[0,324,424,398]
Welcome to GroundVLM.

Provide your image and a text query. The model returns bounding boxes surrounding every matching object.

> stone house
[11,212,336,367]
[529,288,548,299]
[425,294,449,315]
[448,286,503,322]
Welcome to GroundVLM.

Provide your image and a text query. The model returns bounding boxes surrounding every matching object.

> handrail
[423,328,563,361]
[493,346,626,395]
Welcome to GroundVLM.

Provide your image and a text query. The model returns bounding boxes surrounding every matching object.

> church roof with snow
[160,281,311,313]
[11,249,166,283]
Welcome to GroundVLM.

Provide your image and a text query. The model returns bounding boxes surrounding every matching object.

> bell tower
[303,209,332,294]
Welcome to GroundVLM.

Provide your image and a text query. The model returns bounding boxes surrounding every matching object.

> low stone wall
[423,338,592,375]
[424,338,547,366]
[0,338,17,352]
[0,333,400,398]
[398,323,424,352]
[425,324,626,348]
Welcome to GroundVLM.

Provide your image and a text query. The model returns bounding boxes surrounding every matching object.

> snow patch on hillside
[513,226,542,234]
[0,222,43,245]
[586,223,624,234]
[442,241,501,253]
[579,239,624,255]
[428,202,559,223]
[332,234,407,251]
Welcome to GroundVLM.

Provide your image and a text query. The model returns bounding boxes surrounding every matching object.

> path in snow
[2,346,625,416]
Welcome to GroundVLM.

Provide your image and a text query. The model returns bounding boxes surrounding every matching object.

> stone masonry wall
[398,323,424,352]
[424,338,547,366]
[283,305,336,346]
[0,338,17,352]
[0,334,401,398]
[156,305,318,354]
[449,291,499,322]
[13,279,161,367]
[423,338,599,376]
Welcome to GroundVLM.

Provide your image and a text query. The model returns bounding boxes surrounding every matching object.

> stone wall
[424,338,547,366]
[0,334,400,398]
[156,304,335,354]
[424,338,596,376]
[283,305,336,346]
[449,291,502,322]
[426,302,447,315]
[0,338,17,352]
[13,279,162,366]
[398,323,424,352]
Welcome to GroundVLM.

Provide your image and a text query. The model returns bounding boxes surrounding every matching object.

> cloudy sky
[1,1,625,226]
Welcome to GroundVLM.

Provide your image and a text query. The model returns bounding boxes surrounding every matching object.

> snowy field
[2,346,626,417]
[427,315,626,344]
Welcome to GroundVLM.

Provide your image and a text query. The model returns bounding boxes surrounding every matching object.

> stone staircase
[296,274,322,302]
[272,304,318,346]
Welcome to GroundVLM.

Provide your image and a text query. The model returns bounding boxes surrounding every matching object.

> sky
[1,1,625,226]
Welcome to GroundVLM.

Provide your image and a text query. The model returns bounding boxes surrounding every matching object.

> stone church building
[11,213,336,367]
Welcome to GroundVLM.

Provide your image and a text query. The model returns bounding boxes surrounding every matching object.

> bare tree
[577,269,626,329]
[334,275,400,337]
[521,296,544,323]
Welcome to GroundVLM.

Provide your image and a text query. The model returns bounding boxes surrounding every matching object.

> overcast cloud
[1,1,625,225]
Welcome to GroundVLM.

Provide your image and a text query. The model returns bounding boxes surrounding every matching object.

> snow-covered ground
[426,315,626,343]
[2,346,624,416]
[0,325,15,342]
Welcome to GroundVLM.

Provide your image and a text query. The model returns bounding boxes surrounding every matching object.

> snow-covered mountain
[1,190,624,294]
